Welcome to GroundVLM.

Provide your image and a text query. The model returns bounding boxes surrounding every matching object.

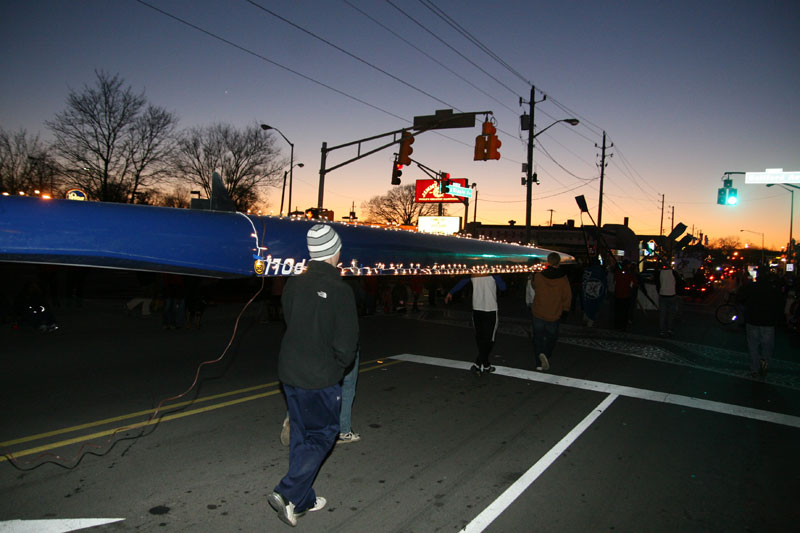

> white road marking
[0,519,124,532]
[390,354,800,429]
[390,353,800,532]
[460,394,618,533]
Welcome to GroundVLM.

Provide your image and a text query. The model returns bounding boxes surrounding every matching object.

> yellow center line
[1,359,403,462]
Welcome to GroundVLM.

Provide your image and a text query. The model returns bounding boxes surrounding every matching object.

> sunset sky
[1,0,798,249]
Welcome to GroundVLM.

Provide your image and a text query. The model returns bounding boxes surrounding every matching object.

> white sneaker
[268,492,298,527]
[337,431,361,444]
[307,497,327,512]
[537,353,550,371]
[295,496,327,519]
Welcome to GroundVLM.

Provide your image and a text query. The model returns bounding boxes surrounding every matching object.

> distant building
[464,220,640,265]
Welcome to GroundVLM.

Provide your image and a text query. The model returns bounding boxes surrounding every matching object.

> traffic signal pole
[316,109,489,209]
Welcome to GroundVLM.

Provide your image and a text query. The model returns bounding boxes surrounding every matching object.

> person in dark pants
[531,253,572,372]
[737,268,784,377]
[613,260,638,329]
[269,224,359,528]
[444,273,507,375]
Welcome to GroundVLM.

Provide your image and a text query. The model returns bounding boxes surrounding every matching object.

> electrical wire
[134,0,407,124]
[385,0,522,99]
[419,0,531,87]
[340,0,519,116]
[244,0,457,111]
[2,216,270,470]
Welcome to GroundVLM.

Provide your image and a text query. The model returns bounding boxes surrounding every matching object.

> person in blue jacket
[444,273,507,374]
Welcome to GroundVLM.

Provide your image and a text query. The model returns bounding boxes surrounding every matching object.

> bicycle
[715,291,739,325]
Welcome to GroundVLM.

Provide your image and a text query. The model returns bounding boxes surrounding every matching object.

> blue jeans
[532,316,560,358]
[745,325,774,371]
[339,351,359,434]
[275,383,341,512]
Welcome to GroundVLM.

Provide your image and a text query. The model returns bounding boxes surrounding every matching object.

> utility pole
[547,209,555,226]
[670,205,675,232]
[659,194,665,235]
[595,131,612,230]
[523,85,545,244]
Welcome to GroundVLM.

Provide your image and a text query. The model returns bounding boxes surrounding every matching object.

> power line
[339,0,519,116]
[418,0,532,87]
[385,0,522,99]
[244,0,457,110]
[133,0,406,122]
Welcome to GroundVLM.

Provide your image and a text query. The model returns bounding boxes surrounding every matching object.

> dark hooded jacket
[278,260,359,389]
[532,266,572,321]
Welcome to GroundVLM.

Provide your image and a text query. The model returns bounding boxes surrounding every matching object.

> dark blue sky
[2,0,798,247]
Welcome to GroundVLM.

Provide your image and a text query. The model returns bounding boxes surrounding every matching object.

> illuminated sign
[415,178,467,203]
[745,168,800,184]
[418,216,461,235]
[66,189,87,201]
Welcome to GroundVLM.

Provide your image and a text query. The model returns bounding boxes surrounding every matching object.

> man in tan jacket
[531,252,572,371]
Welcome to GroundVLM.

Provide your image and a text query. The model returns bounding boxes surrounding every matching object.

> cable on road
[1,216,271,471]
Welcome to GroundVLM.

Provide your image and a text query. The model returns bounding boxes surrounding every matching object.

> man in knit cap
[269,223,359,527]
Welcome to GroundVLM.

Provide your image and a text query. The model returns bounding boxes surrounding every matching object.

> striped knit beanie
[307,224,342,261]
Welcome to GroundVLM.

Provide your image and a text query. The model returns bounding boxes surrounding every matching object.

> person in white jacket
[445,273,507,375]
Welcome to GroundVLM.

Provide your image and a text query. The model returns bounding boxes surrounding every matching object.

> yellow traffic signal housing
[398,132,414,165]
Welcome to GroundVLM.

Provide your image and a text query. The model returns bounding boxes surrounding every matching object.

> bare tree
[156,184,192,209]
[0,128,60,196]
[361,184,443,225]
[172,123,284,210]
[125,105,178,203]
[46,70,149,202]
[710,236,742,257]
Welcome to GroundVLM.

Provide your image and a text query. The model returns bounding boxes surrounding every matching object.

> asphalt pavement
[1,269,799,532]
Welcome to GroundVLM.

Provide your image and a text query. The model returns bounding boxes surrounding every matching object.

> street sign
[413,109,476,130]
[745,168,800,184]
[445,184,473,198]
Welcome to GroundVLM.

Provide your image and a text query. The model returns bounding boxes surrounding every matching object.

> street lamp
[279,162,304,216]
[525,118,579,244]
[261,124,296,216]
[766,183,797,262]
[740,229,765,265]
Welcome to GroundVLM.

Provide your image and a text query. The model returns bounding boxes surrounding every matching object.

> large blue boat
[0,196,572,278]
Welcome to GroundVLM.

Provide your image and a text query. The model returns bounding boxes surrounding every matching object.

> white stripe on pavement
[461,393,618,533]
[390,354,800,429]
[0,519,125,532]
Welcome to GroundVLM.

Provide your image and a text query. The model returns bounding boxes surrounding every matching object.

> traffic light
[474,120,501,161]
[717,177,738,206]
[398,131,414,165]
[487,134,501,160]
[439,172,450,194]
[474,135,486,160]
[391,160,403,185]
